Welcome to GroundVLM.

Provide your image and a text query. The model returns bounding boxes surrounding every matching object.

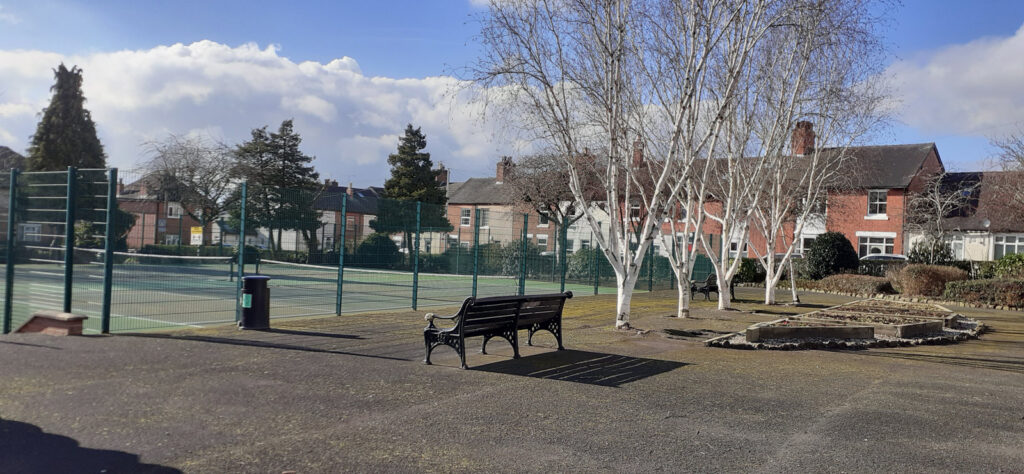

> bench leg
[528,320,564,350]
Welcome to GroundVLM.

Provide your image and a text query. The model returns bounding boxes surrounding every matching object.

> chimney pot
[347,182,354,196]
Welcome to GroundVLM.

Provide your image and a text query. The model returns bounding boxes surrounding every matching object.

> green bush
[857,260,906,277]
[994,253,1024,279]
[907,238,954,265]
[890,264,968,297]
[944,279,1024,308]
[566,248,615,284]
[354,233,401,268]
[805,232,859,280]
[417,253,450,273]
[736,258,766,284]
[976,261,998,279]
[803,274,894,294]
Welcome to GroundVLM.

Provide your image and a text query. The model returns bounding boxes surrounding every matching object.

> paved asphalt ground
[1,287,1022,473]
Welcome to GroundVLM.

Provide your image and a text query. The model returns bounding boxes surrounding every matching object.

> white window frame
[857,235,895,257]
[994,234,1024,259]
[167,203,183,219]
[946,234,964,260]
[629,204,642,221]
[538,214,549,227]
[866,189,888,219]
[164,234,181,245]
[460,208,471,227]
[478,209,490,228]
[537,234,548,248]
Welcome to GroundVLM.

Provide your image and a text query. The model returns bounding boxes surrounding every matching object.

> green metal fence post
[592,234,599,296]
[335,193,347,315]
[518,214,527,295]
[456,227,461,274]
[648,242,654,292]
[100,168,118,333]
[62,166,76,313]
[412,201,421,310]
[235,181,247,323]
[560,216,568,293]
[472,209,480,298]
[3,169,18,334]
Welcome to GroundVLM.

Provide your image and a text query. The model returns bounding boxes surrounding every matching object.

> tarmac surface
[1,287,1022,473]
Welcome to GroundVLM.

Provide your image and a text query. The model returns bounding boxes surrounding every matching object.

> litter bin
[239,275,271,329]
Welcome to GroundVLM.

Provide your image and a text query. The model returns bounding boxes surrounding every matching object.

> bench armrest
[424,312,459,329]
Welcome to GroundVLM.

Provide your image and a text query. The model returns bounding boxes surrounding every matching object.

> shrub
[736,258,766,284]
[994,253,1024,279]
[805,274,894,295]
[976,261,998,279]
[858,260,906,277]
[944,279,1024,308]
[890,264,968,297]
[804,231,859,280]
[354,233,401,268]
[907,238,954,265]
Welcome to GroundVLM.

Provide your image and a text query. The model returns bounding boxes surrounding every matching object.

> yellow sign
[190,226,204,245]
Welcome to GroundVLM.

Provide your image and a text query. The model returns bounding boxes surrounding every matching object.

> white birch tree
[475,0,781,327]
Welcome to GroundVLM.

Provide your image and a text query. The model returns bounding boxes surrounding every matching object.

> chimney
[347,182,354,196]
[116,179,124,196]
[792,121,815,156]
[495,156,514,184]
[632,139,644,167]
[435,163,449,185]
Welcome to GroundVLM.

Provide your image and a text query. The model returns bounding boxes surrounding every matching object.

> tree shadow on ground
[474,350,687,387]
[852,350,1024,374]
[0,340,62,350]
[0,418,180,473]
[124,331,410,362]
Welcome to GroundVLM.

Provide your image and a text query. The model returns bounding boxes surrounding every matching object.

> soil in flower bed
[807,311,933,326]
[834,302,951,318]
[764,319,844,327]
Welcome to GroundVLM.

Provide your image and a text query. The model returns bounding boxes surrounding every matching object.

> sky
[1,0,1023,186]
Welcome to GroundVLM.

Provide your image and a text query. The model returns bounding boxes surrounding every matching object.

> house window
[995,235,1024,259]
[460,208,471,226]
[478,209,490,228]
[858,236,894,257]
[581,239,591,249]
[729,240,748,258]
[424,237,431,254]
[537,234,548,248]
[447,234,458,248]
[459,241,470,249]
[167,203,182,218]
[630,204,641,220]
[164,234,180,245]
[566,239,575,251]
[868,190,887,215]
[538,214,549,226]
[799,236,817,255]
[18,223,41,243]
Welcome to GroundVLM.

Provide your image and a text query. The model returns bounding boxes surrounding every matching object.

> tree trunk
[789,259,800,304]
[764,281,776,305]
[676,272,691,318]
[615,271,638,329]
[717,272,732,310]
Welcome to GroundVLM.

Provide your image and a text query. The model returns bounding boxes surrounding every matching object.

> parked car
[860,253,907,261]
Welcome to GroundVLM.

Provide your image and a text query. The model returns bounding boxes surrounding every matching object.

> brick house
[445,158,559,253]
[117,175,206,248]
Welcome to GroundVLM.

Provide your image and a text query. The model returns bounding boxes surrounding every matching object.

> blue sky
[1,0,1023,183]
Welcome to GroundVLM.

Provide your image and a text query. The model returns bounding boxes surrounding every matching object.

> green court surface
[4,260,616,333]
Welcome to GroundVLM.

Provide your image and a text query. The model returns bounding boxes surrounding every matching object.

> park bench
[691,274,736,301]
[423,291,573,369]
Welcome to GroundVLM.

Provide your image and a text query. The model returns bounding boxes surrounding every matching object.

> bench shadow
[123,331,410,362]
[0,418,180,473]
[474,350,687,387]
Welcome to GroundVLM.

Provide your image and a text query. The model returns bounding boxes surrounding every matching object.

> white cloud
[0,40,523,185]
[887,23,1024,136]
[0,5,21,24]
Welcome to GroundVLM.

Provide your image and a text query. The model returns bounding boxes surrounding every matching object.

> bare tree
[475,0,781,327]
[505,153,590,227]
[744,0,889,305]
[144,134,239,245]
[905,170,978,263]
[989,131,1024,219]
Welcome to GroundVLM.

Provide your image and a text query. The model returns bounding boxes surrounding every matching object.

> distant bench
[423,292,573,369]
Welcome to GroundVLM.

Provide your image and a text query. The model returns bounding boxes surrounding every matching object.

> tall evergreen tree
[371,125,451,251]
[232,119,322,252]
[27,64,106,170]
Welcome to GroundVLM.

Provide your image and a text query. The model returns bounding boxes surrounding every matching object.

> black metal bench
[423,291,573,369]
[690,274,736,301]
